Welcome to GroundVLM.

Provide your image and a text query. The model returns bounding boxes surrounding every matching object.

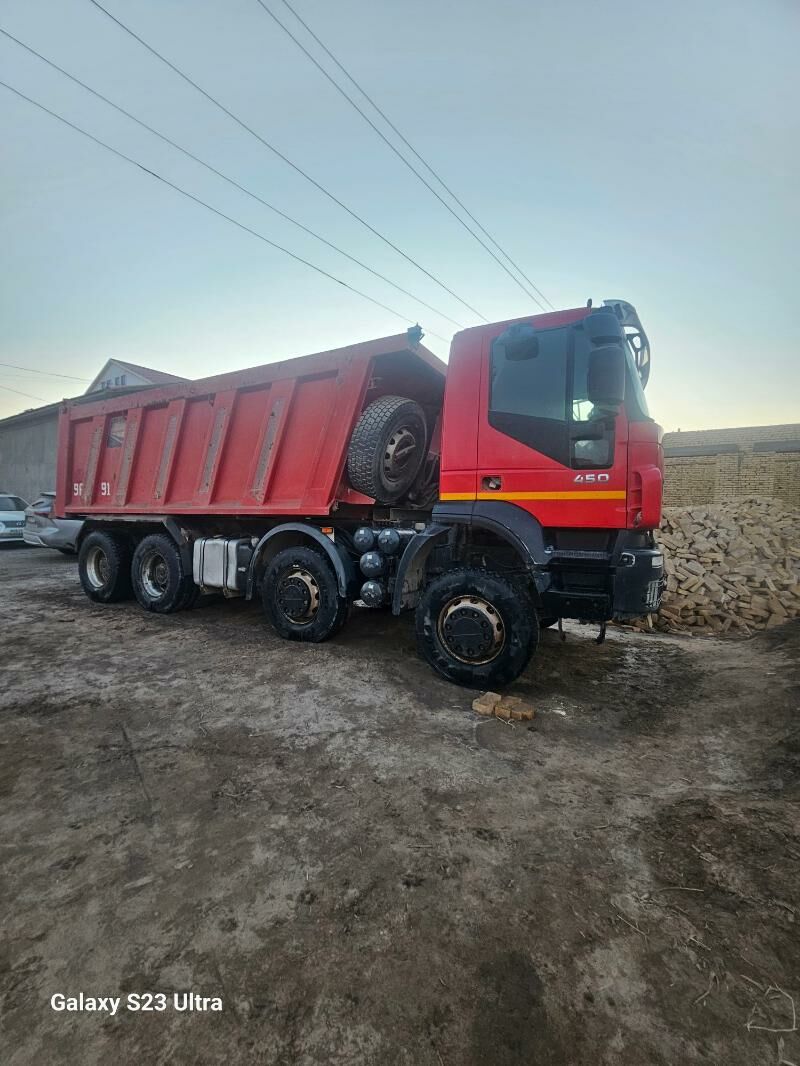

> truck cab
[420,299,664,667]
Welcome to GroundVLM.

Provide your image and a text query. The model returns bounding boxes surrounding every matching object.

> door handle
[482,476,503,491]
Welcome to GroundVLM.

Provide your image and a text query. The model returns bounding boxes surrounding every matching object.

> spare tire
[347,396,427,504]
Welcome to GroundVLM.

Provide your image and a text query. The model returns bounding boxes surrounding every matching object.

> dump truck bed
[56,333,446,518]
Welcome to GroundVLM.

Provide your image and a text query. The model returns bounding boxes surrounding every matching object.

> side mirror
[587,344,625,407]
[495,323,539,362]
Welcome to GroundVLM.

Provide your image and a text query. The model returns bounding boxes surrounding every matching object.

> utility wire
[0,381,49,402]
[257,0,554,312]
[0,362,89,383]
[0,79,452,339]
[280,0,555,312]
[85,0,486,323]
[0,30,463,333]
[278,0,554,311]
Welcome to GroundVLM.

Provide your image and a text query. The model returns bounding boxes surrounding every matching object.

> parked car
[24,492,83,554]
[0,493,28,544]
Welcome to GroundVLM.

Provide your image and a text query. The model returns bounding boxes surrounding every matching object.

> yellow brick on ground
[627,496,799,637]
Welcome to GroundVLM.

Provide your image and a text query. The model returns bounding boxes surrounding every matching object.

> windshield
[0,495,26,510]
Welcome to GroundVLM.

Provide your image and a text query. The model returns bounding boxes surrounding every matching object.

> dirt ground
[1,544,798,1066]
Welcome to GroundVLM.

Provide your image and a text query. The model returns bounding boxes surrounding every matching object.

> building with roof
[0,361,187,503]
[86,359,187,394]
[663,424,800,508]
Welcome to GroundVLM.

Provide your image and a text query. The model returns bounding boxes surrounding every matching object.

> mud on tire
[347,395,427,504]
[415,568,539,688]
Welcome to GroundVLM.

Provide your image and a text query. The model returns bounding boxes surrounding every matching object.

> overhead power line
[0,29,464,333]
[85,0,486,323]
[0,79,453,339]
[0,360,90,381]
[257,0,554,312]
[0,382,48,402]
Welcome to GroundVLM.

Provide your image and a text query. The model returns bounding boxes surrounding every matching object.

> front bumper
[0,528,25,542]
[538,536,664,622]
[611,548,664,619]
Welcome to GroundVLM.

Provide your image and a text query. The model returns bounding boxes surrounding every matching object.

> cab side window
[489,322,618,469]
[489,325,570,465]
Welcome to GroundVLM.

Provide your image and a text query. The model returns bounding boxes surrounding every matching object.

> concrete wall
[0,409,59,503]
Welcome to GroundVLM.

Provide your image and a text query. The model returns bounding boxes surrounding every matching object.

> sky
[1,0,798,430]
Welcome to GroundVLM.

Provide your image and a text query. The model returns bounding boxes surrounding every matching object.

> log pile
[633,496,800,636]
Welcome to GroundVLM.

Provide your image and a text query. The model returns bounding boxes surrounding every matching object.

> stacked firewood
[632,496,800,636]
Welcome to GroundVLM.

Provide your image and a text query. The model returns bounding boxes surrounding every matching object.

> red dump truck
[56,300,664,687]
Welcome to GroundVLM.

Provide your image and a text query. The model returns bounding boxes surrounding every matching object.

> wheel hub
[141,551,169,598]
[383,426,418,485]
[278,569,320,624]
[85,546,110,589]
[438,596,505,664]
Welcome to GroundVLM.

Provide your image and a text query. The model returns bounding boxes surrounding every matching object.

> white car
[0,493,28,544]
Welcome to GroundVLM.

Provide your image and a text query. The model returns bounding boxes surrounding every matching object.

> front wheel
[262,546,349,642]
[415,568,538,688]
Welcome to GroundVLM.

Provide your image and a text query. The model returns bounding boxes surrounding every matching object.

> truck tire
[262,546,348,642]
[78,531,133,603]
[416,568,538,688]
[347,396,427,504]
[131,533,193,613]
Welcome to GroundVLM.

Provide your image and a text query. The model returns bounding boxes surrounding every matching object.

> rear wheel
[262,546,348,642]
[416,568,538,688]
[78,531,132,603]
[131,533,194,613]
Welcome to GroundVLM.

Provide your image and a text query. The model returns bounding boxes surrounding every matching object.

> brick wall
[663,423,800,448]
[663,424,800,508]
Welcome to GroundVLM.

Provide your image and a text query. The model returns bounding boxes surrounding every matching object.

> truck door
[476,318,630,530]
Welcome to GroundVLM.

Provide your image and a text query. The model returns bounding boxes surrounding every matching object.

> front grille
[561,570,608,592]
[549,549,610,562]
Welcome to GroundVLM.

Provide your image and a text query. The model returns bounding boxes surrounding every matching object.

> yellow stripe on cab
[439,490,626,502]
